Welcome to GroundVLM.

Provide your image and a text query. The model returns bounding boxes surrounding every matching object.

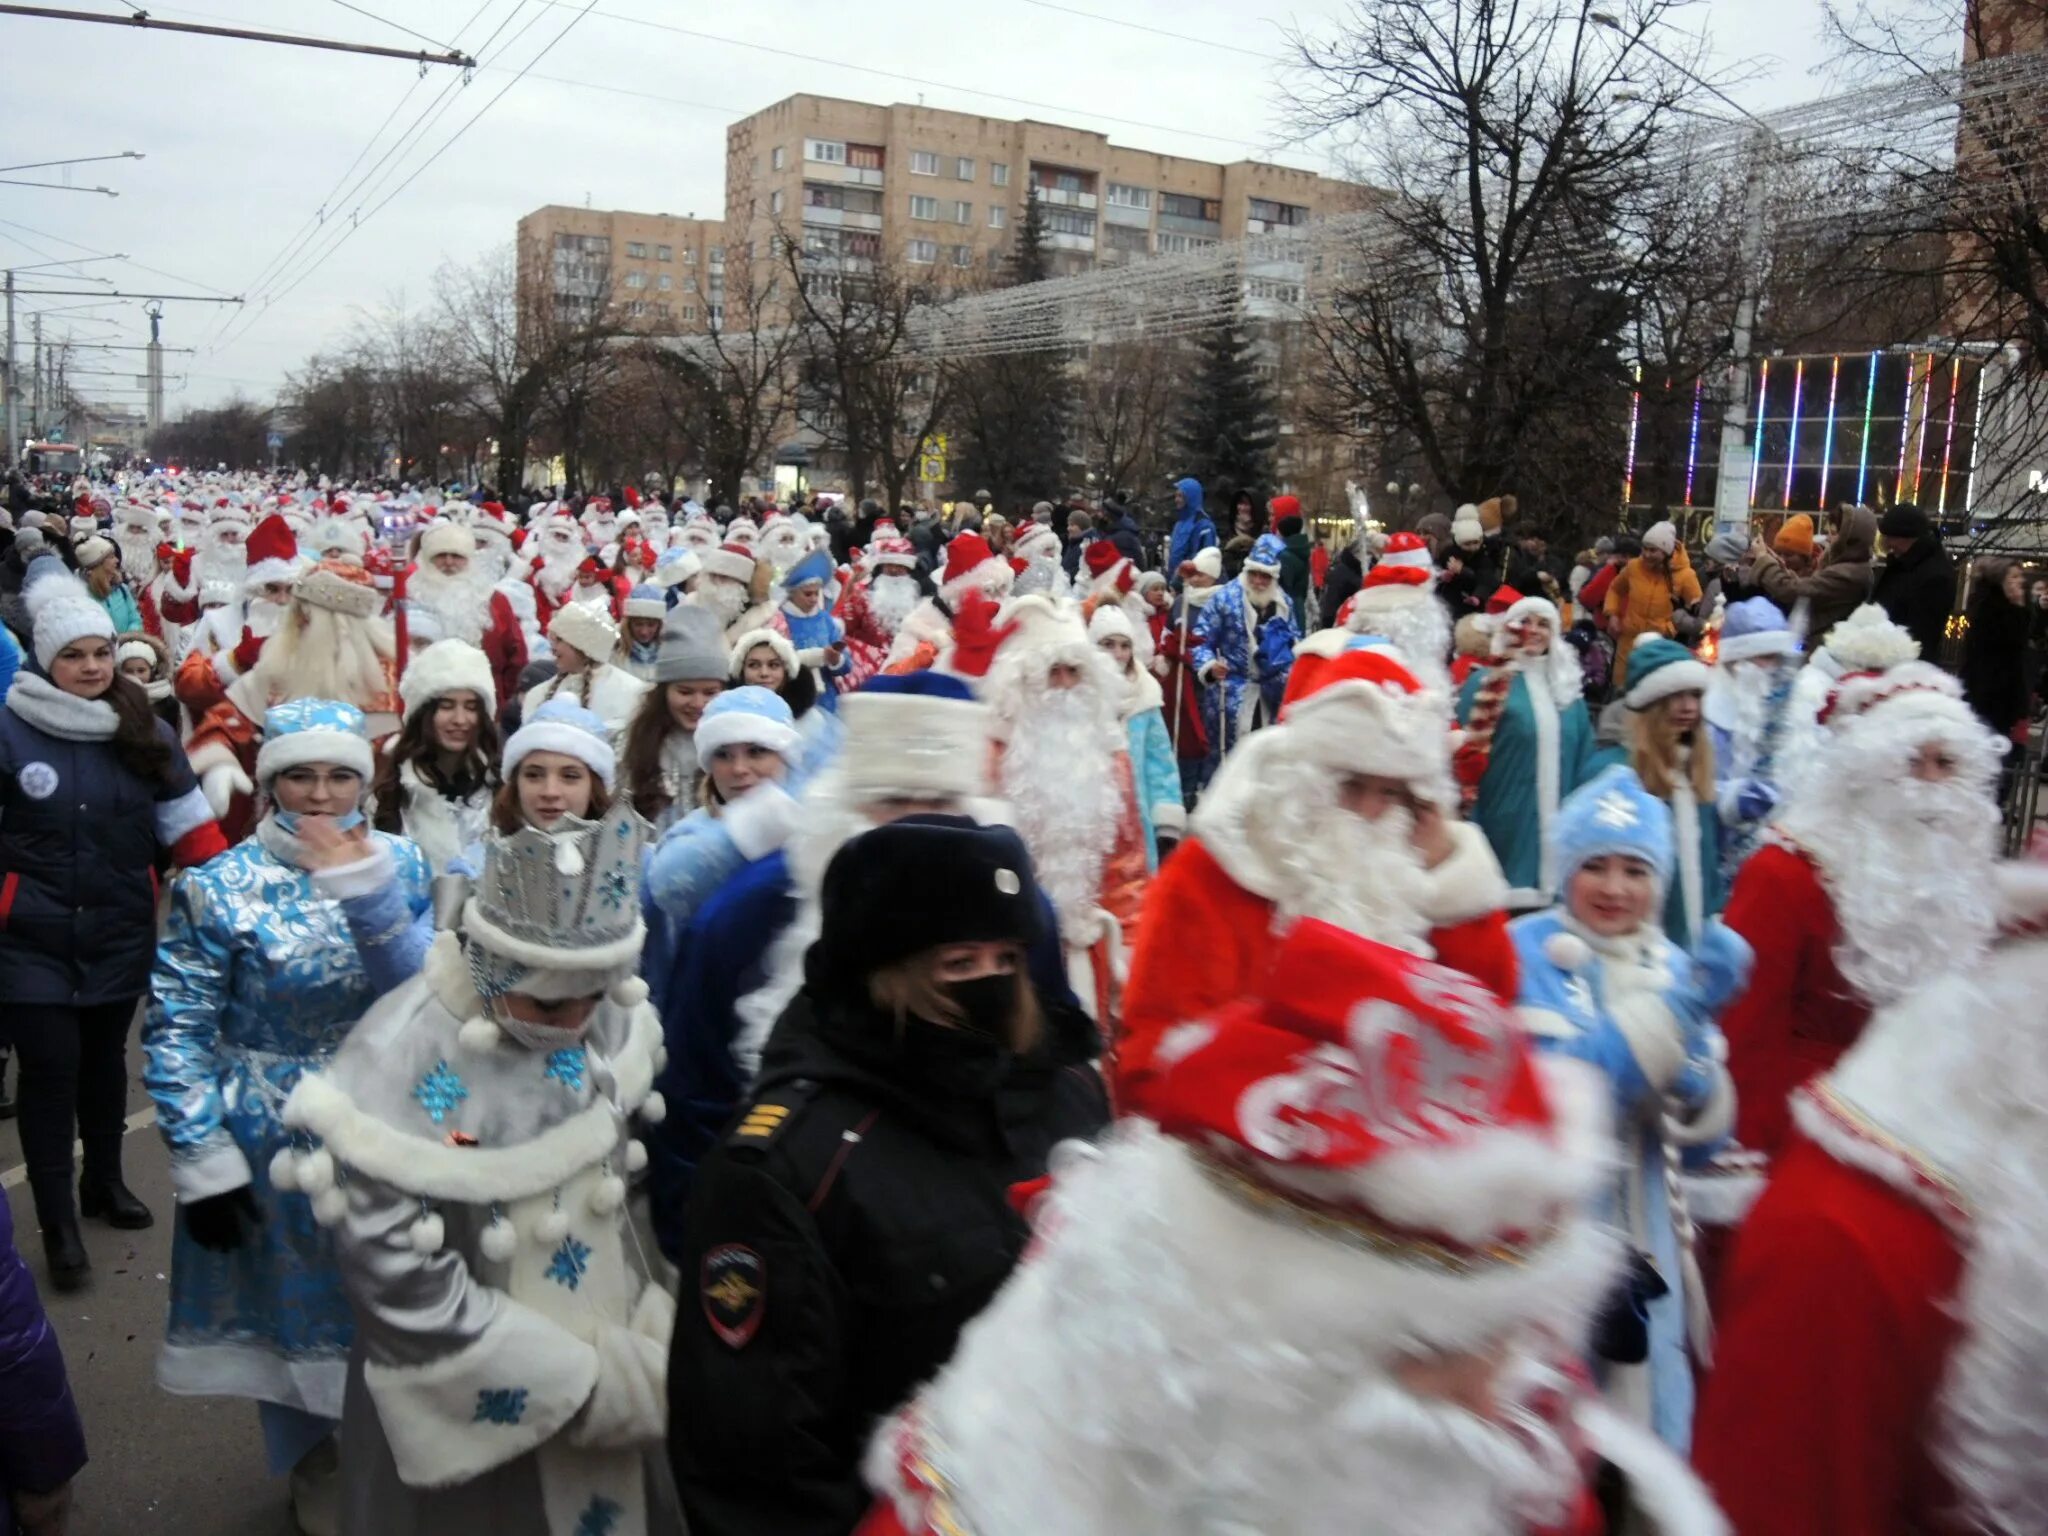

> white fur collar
[5,672,118,740]
[1117,665,1163,721]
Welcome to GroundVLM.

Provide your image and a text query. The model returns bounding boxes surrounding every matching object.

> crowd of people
[0,462,2040,1535]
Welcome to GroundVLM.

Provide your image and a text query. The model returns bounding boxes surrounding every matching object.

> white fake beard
[998,683,1121,945]
[759,530,806,571]
[1778,713,2003,1006]
[682,527,718,552]
[535,544,583,594]
[245,595,287,640]
[571,582,613,614]
[866,572,921,637]
[408,565,487,646]
[472,541,512,585]
[1263,756,1435,955]
[1361,599,1454,696]
[116,533,158,580]
[903,1125,1582,1536]
[699,578,747,627]
[198,539,247,587]
[256,606,392,708]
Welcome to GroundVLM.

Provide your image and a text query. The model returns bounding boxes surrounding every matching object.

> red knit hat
[243,513,302,588]
[1084,540,1122,578]
[1125,917,1571,1264]
[1364,531,1434,589]
[1485,583,1521,615]
[940,532,1012,601]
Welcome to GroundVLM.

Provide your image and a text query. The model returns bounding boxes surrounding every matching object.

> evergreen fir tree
[948,192,1073,508]
[1173,292,1279,499]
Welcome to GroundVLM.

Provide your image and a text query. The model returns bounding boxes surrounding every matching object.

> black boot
[32,1189,89,1293]
[80,1137,153,1231]
[79,1175,153,1230]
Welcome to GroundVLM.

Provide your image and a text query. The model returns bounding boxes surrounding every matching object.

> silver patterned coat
[144,819,432,1419]
[281,932,675,1536]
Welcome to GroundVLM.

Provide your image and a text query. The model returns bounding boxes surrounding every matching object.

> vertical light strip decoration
[1818,354,1842,508]
[1856,351,1879,503]
[1683,375,1704,507]
[1937,356,1962,515]
[1623,363,1642,507]
[1749,358,1771,507]
[1964,358,1986,516]
[1782,358,1807,507]
[1912,352,1936,502]
[1897,353,1919,496]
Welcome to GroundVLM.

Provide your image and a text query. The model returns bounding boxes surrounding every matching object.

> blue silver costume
[1191,544,1297,752]
[145,818,432,1424]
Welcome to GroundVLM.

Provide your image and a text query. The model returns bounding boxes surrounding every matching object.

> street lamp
[1593,10,1777,535]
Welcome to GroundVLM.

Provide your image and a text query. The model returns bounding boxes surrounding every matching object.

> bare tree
[1290,0,1726,535]
[278,352,382,476]
[1078,336,1179,496]
[433,247,556,495]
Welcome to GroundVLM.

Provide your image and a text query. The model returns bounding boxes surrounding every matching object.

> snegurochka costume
[279,799,678,1536]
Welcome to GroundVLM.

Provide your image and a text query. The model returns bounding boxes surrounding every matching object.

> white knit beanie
[26,568,116,671]
[547,601,619,665]
[400,638,497,722]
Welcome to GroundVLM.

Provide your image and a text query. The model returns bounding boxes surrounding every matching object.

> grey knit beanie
[653,600,730,683]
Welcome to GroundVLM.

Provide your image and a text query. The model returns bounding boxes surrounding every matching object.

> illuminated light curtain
[1683,376,1704,508]
[1964,362,1986,515]
[1912,353,1936,502]
[1856,351,1879,503]
[1896,353,1920,495]
[1937,356,1962,515]
[1623,363,1642,506]
[1782,358,1806,507]
[1749,359,1771,507]
[1818,355,1841,508]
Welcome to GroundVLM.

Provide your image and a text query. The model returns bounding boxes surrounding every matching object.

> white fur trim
[1577,1400,1731,1536]
[1679,1167,1765,1226]
[1626,657,1711,710]
[836,691,990,801]
[728,626,800,683]
[308,844,396,902]
[254,726,373,786]
[693,707,801,763]
[418,521,475,561]
[699,547,756,585]
[1993,861,2048,930]
[169,1139,253,1203]
[400,639,496,722]
[461,902,647,979]
[1415,821,1511,929]
[547,602,618,664]
[154,784,216,849]
[941,557,1014,603]
[501,718,615,789]
[721,782,802,862]
[363,1299,597,1490]
[1717,629,1798,664]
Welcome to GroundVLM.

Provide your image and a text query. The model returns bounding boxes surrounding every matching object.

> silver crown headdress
[462,800,651,1000]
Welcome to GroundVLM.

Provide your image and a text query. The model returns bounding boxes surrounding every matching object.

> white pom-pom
[638,1091,667,1125]
[588,1175,627,1215]
[293,1092,343,1138]
[610,976,649,1008]
[268,1147,300,1192]
[458,1016,502,1053]
[624,1139,649,1173]
[311,1187,349,1228]
[653,1046,669,1074]
[536,1208,571,1244]
[1544,931,1591,973]
[553,836,585,877]
[407,1211,445,1254]
[479,1217,517,1263]
[295,1148,336,1197]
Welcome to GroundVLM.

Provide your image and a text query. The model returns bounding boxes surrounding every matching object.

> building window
[625,241,647,258]
[654,302,671,318]
[1160,192,1222,222]
[848,142,885,170]
[1156,232,1219,254]
[771,146,786,170]
[907,238,938,264]
[682,305,697,321]
[623,271,647,289]
[710,246,724,263]
[683,248,696,264]
[770,189,785,214]
[1105,222,1149,253]
[1248,197,1309,226]
[805,139,846,164]
[1043,209,1096,238]
[655,244,672,261]
[951,244,974,267]
[910,150,939,175]
[955,156,975,180]
[988,205,1007,229]
[951,200,971,224]
[910,195,939,220]
[991,162,1010,187]
[657,273,672,290]
[709,304,724,329]
[1107,183,1151,209]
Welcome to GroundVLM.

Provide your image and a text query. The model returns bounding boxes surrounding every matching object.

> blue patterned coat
[1190,579,1297,753]
[144,825,431,1418]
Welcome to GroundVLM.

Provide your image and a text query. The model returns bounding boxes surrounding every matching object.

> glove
[947,590,1019,679]
[230,626,264,674]
[184,1186,262,1252]
[170,547,196,585]
[154,540,177,567]
[200,761,254,820]
[569,1285,674,1449]
[1733,778,1778,823]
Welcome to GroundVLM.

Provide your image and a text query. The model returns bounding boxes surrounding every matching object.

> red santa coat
[1119,825,1516,1100]
[1694,1126,1963,1535]
[1719,839,1868,1157]
[1151,609,1211,760]
[837,578,897,689]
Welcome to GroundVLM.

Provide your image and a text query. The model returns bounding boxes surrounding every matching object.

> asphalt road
[0,1033,283,1535]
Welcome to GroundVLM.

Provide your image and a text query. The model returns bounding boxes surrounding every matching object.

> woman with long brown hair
[1621,636,1722,948]
[619,603,728,832]
[1,563,226,1287]
[366,639,500,874]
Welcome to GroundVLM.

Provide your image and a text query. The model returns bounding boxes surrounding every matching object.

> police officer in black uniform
[667,815,1110,1536]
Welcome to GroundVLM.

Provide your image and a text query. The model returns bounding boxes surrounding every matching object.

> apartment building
[723,94,1372,293]
[514,206,727,333]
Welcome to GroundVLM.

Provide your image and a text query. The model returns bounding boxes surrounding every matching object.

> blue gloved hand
[1734,777,1779,823]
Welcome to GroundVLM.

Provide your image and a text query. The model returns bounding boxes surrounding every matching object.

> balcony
[1158,211,1221,237]
[803,161,886,188]
[1102,202,1151,229]
[1032,185,1098,210]
[1246,218,1308,237]
[800,206,884,232]
[1047,230,1096,252]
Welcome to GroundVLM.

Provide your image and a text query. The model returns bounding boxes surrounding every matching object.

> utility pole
[30,314,40,440]
[3,268,15,465]
[1712,128,1775,538]
[145,302,164,438]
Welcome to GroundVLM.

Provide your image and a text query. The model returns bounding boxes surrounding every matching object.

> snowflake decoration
[473,1387,528,1425]
[598,866,631,911]
[546,1234,593,1291]
[575,1496,624,1536]
[413,1060,469,1125]
[544,1047,588,1091]
[1593,789,1640,829]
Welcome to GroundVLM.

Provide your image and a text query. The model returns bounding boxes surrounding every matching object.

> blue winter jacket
[1166,477,1219,580]
[0,1195,86,1533]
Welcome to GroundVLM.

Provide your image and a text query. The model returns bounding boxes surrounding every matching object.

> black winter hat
[808,815,1043,993]
[1880,502,1931,540]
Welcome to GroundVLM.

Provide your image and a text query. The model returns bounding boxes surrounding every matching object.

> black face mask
[943,974,1018,1041]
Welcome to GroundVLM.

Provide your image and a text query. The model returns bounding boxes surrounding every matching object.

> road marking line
[1,1105,159,1191]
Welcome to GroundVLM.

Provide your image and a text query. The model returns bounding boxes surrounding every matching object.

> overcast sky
[3,0,1854,415]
